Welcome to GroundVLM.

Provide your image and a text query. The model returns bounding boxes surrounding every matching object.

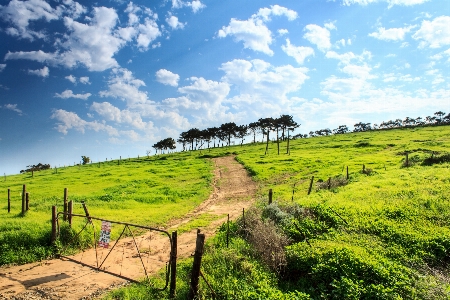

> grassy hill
[2,125,450,299]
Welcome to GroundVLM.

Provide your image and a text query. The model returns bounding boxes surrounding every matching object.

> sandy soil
[0,156,257,300]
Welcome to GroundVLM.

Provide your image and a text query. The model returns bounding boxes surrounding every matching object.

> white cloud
[55,89,91,100]
[0,0,60,40]
[62,0,87,19]
[156,69,180,86]
[4,104,23,115]
[190,0,206,13]
[171,0,206,13]
[342,0,429,8]
[99,68,151,105]
[166,14,186,30]
[136,18,161,51]
[369,26,413,41]
[281,39,315,65]
[91,102,148,130]
[51,109,119,136]
[413,16,450,48]
[325,50,372,64]
[278,29,288,36]
[0,64,6,72]
[218,5,298,56]
[65,75,76,83]
[28,66,49,77]
[303,24,333,52]
[430,48,450,61]
[79,76,90,84]
[4,6,161,71]
[219,59,309,118]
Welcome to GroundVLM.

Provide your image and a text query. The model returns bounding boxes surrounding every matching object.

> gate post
[68,200,73,227]
[63,188,68,221]
[169,231,177,298]
[188,233,205,300]
[51,206,57,243]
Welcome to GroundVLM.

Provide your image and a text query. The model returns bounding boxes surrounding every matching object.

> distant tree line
[150,111,450,155]
[20,163,51,174]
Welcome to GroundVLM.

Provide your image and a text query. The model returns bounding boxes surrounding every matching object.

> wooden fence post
[169,231,178,299]
[26,192,29,211]
[327,177,331,190]
[405,153,409,167]
[363,164,365,172]
[308,176,314,195]
[227,214,230,248]
[188,233,205,300]
[68,200,73,227]
[268,189,273,205]
[8,188,10,213]
[22,184,26,215]
[51,206,57,243]
[63,188,68,221]
[242,208,245,228]
[346,166,349,180]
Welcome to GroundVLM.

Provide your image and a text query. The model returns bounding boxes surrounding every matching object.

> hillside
[1,125,450,299]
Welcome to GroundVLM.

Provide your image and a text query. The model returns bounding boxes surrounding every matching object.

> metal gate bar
[55,211,173,291]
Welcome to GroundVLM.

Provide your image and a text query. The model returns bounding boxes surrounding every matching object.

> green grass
[103,125,450,299]
[0,152,215,265]
[2,125,450,298]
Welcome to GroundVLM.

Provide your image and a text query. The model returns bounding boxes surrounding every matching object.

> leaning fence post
[8,189,11,213]
[308,176,314,195]
[268,189,273,205]
[63,188,68,221]
[188,233,205,300]
[21,184,26,215]
[51,205,57,243]
[227,214,230,248]
[68,200,73,227]
[169,231,178,299]
[26,192,29,211]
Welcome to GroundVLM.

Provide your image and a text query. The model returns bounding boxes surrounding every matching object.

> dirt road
[0,156,257,300]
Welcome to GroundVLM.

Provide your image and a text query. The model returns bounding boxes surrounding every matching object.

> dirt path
[0,156,257,300]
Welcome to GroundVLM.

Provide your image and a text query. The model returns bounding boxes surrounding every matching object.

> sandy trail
[0,156,257,300]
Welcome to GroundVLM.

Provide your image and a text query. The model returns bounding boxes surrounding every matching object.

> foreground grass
[104,125,450,299]
[0,152,217,265]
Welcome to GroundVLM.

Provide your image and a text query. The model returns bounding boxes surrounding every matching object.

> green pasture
[0,152,216,265]
[105,125,450,299]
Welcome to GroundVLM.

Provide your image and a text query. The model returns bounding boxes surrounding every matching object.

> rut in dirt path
[0,156,257,300]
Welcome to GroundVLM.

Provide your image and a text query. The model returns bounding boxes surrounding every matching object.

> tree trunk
[265,130,270,155]
[277,127,280,155]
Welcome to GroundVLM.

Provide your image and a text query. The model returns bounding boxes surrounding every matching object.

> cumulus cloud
[91,102,148,130]
[28,66,49,77]
[0,0,60,40]
[218,5,298,56]
[281,39,315,65]
[166,14,186,30]
[4,104,23,115]
[219,59,309,118]
[4,5,161,71]
[343,0,429,8]
[100,68,151,105]
[369,26,413,41]
[171,0,206,13]
[413,16,450,48]
[156,69,180,86]
[55,89,91,100]
[51,109,119,135]
[0,64,6,72]
[65,75,76,83]
[303,24,334,52]
[79,76,90,84]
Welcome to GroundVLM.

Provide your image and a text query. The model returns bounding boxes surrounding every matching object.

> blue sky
[0,0,449,175]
